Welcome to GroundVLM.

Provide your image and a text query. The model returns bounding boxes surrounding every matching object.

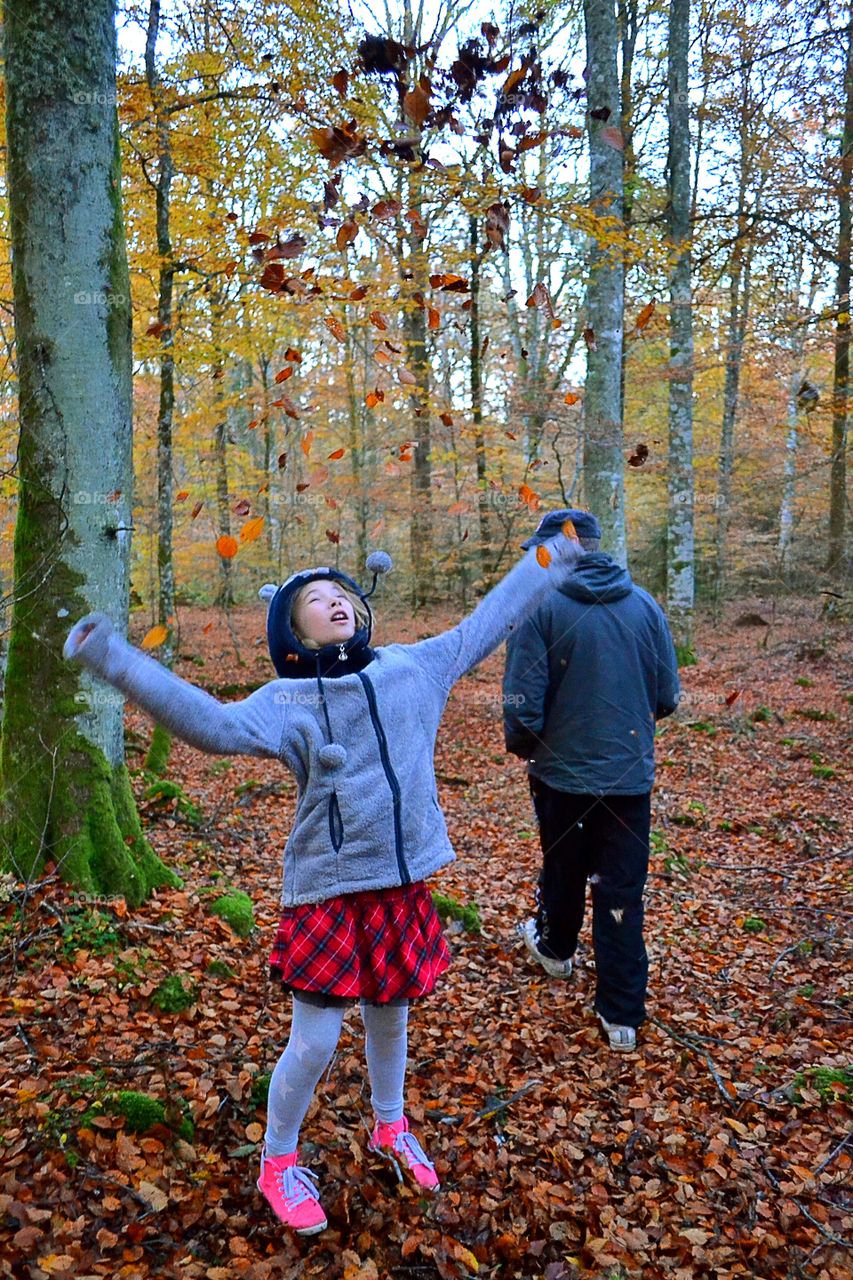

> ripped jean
[529,777,651,1028]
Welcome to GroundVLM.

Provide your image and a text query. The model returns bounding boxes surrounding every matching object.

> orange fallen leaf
[536,544,552,567]
[328,447,346,460]
[240,517,265,543]
[216,535,238,559]
[141,625,169,650]
[301,432,314,457]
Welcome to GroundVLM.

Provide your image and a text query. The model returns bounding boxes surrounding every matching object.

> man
[502,509,680,1051]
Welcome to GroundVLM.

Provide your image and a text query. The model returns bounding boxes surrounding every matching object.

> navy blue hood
[561,552,632,604]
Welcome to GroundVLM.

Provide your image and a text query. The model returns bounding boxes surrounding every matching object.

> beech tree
[0,0,175,902]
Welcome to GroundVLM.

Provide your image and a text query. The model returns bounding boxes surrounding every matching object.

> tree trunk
[778,269,816,567]
[665,0,695,661]
[0,0,176,902]
[617,0,637,427]
[469,217,492,585]
[143,0,175,776]
[828,6,853,584]
[403,178,434,607]
[583,0,627,564]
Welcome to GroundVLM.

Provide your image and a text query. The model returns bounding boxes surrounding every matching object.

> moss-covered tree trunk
[0,0,177,903]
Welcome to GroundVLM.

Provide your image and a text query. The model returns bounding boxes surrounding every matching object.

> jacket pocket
[328,791,344,852]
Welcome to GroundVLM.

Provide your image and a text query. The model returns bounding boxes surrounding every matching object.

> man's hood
[560,551,633,603]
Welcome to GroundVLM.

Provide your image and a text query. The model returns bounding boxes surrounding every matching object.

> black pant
[529,777,651,1028]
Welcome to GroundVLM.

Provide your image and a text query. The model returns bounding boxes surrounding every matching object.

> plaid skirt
[269,881,451,1003]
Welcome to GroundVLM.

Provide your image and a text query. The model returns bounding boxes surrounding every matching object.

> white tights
[264,998,409,1156]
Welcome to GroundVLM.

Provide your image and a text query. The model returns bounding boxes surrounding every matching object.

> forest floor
[1,594,851,1280]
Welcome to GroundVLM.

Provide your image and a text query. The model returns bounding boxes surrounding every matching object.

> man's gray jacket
[502,553,680,795]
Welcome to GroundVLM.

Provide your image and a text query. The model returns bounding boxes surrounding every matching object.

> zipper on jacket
[356,670,409,885]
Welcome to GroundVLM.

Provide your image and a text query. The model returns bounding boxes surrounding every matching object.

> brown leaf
[372,196,402,222]
[274,367,293,383]
[428,307,440,330]
[325,528,340,544]
[601,125,624,150]
[331,68,349,98]
[583,327,597,351]
[309,121,367,165]
[285,347,302,363]
[336,217,359,251]
[404,80,432,128]
[369,311,389,331]
[635,300,656,330]
[324,315,347,343]
[522,186,542,204]
[627,442,649,467]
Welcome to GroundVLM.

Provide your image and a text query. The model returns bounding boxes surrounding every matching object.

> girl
[64,521,583,1235]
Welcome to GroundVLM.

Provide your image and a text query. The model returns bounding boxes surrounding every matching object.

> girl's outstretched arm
[64,612,289,759]
[403,529,585,691]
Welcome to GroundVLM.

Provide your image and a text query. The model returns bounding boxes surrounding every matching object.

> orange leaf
[369,311,389,331]
[440,412,454,426]
[349,285,368,300]
[301,432,314,457]
[141,624,169,650]
[502,66,526,95]
[518,130,549,153]
[331,68,349,98]
[505,430,517,439]
[274,367,293,383]
[428,307,440,330]
[216,535,238,559]
[564,391,581,405]
[285,347,302,363]
[536,544,552,567]
[447,501,467,516]
[191,501,203,519]
[365,390,384,408]
[328,447,346,460]
[175,490,189,501]
[404,80,432,128]
[635,300,656,330]
[240,516,265,543]
[562,518,578,540]
[324,315,346,342]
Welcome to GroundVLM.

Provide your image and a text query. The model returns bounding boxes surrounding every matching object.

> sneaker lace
[394,1129,435,1172]
[275,1163,320,1207]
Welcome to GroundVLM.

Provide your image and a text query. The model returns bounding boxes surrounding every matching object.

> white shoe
[598,1013,637,1052]
[517,918,573,979]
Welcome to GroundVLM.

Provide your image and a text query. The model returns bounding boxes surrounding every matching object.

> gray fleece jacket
[65,536,584,906]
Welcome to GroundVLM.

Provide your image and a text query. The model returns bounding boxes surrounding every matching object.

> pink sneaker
[369,1116,440,1191]
[257,1148,327,1234]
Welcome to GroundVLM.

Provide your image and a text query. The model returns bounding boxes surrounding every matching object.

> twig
[650,1018,736,1108]
[769,943,804,978]
[814,1128,853,1176]
[795,1197,852,1250]
[470,1079,544,1124]
[15,1023,38,1064]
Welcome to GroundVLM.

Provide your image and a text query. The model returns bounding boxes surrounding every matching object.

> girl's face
[291,579,357,647]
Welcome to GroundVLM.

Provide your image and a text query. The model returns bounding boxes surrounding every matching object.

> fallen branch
[814,1127,853,1175]
[650,1018,736,1108]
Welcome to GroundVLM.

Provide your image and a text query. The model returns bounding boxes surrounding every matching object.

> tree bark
[583,0,627,564]
[143,0,176,776]
[0,0,176,902]
[665,0,695,660]
[828,6,853,584]
[469,216,492,585]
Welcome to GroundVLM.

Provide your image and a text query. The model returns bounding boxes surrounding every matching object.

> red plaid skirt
[268,881,451,1002]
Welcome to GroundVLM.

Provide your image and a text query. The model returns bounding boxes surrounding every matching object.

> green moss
[742,916,767,934]
[143,777,202,826]
[675,643,697,667]
[250,1071,272,1110]
[431,891,482,935]
[209,890,255,938]
[751,706,772,724]
[790,1066,853,1105]
[144,724,172,777]
[206,958,235,979]
[151,974,196,1013]
[794,707,837,722]
[113,1091,166,1133]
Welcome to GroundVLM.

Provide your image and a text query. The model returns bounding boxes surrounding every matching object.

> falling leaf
[583,327,597,351]
[385,461,401,476]
[562,518,578,540]
[635,300,656,330]
[216,535,238,559]
[277,452,287,469]
[328,447,346,460]
[503,66,527,96]
[429,273,468,291]
[240,517,264,543]
[440,412,454,426]
[522,186,542,204]
[176,490,189,501]
[223,261,238,279]
[301,432,314,456]
[324,315,346,343]
[141,625,169,650]
[331,68,349,97]
[406,208,428,238]
[505,430,517,440]
[627,442,649,467]
[526,282,557,325]
[564,391,581,405]
[336,217,359,251]
[725,689,741,706]
[349,285,368,300]
[365,389,385,408]
[146,319,167,338]
[601,126,624,150]
[274,367,293,383]
[519,482,540,511]
[374,349,392,364]
[485,201,510,249]
[589,106,611,122]
[536,544,552,568]
[398,368,417,386]
[325,528,340,544]
[404,79,432,127]
[233,499,251,516]
[372,196,402,222]
[518,130,549,153]
[191,501,203,519]
[448,501,467,516]
[248,230,271,245]
[285,347,302,363]
[428,307,440,330]
[369,311,389,331]
[309,121,367,166]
